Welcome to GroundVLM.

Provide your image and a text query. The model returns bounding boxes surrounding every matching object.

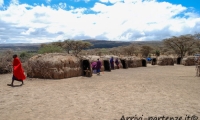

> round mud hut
[81,55,108,73]
[101,55,123,70]
[157,56,174,66]
[151,57,157,65]
[141,58,147,67]
[27,53,91,79]
[181,56,196,66]
[119,57,129,69]
[173,56,182,64]
[123,56,146,68]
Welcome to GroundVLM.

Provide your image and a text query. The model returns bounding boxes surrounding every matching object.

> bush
[155,50,160,56]
[19,51,35,63]
[0,50,13,74]
[38,45,64,54]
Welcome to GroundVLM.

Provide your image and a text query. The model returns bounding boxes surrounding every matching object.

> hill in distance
[0,40,163,52]
[83,39,163,49]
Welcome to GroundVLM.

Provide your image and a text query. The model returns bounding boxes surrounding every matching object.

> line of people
[7,56,121,86]
[91,57,120,75]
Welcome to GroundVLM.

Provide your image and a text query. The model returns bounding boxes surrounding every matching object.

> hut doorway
[177,57,181,64]
[82,60,91,77]
[142,59,147,67]
[152,58,157,65]
[104,60,111,71]
[120,59,128,69]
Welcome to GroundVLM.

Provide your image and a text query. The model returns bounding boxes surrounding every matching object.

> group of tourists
[91,57,120,75]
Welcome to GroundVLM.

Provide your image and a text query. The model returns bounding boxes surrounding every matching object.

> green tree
[194,33,200,53]
[19,51,33,62]
[38,45,64,54]
[51,40,64,47]
[122,44,138,56]
[140,45,153,57]
[71,41,93,56]
[163,34,196,58]
[63,39,75,54]
[155,50,160,56]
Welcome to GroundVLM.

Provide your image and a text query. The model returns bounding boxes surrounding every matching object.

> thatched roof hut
[173,56,182,64]
[119,57,128,69]
[157,56,174,66]
[181,56,195,66]
[101,55,123,69]
[141,58,147,67]
[81,55,107,72]
[122,56,146,68]
[27,53,90,79]
[151,57,157,65]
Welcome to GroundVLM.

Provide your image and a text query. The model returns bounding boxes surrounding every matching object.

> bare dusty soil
[0,64,200,120]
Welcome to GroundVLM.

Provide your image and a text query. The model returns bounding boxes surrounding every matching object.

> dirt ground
[0,64,200,120]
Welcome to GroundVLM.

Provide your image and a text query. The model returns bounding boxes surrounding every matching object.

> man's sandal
[7,84,13,86]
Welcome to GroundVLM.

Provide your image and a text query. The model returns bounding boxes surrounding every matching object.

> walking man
[7,54,26,86]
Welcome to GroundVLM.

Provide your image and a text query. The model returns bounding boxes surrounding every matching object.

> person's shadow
[7,83,23,87]
[12,84,23,87]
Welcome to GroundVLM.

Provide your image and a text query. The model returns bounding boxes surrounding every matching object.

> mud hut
[151,57,157,65]
[177,57,182,64]
[173,56,182,64]
[122,56,145,68]
[141,58,147,67]
[101,55,123,69]
[181,56,195,66]
[119,57,128,69]
[157,56,174,66]
[27,53,91,79]
[81,55,108,72]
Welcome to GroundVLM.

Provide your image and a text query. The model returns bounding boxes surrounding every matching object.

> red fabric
[13,57,26,80]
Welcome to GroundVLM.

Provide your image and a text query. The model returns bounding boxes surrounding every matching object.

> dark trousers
[12,75,23,85]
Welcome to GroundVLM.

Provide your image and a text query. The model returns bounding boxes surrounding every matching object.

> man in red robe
[7,54,26,86]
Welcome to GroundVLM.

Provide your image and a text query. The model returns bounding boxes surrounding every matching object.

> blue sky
[0,0,200,43]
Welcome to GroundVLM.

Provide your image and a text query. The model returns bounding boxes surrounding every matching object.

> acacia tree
[140,45,153,57]
[194,33,200,53]
[63,39,75,54]
[51,40,64,47]
[109,47,120,55]
[71,41,92,56]
[122,44,138,56]
[163,34,196,58]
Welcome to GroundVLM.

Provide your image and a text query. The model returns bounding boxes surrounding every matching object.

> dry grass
[0,50,13,74]
[0,64,200,120]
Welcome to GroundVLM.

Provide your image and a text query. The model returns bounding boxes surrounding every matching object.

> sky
[0,0,200,43]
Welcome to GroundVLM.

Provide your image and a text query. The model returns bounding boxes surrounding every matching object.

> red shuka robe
[13,57,26,80]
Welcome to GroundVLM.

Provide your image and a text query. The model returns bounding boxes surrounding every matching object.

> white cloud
[58,2,67,9]
[46,0,51,4]
[84,0,90,3]
[109,0,123,4]
[99,0,109,3]
[10,0,19,5]
[0,0,200,43]
[0,0,3,7]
